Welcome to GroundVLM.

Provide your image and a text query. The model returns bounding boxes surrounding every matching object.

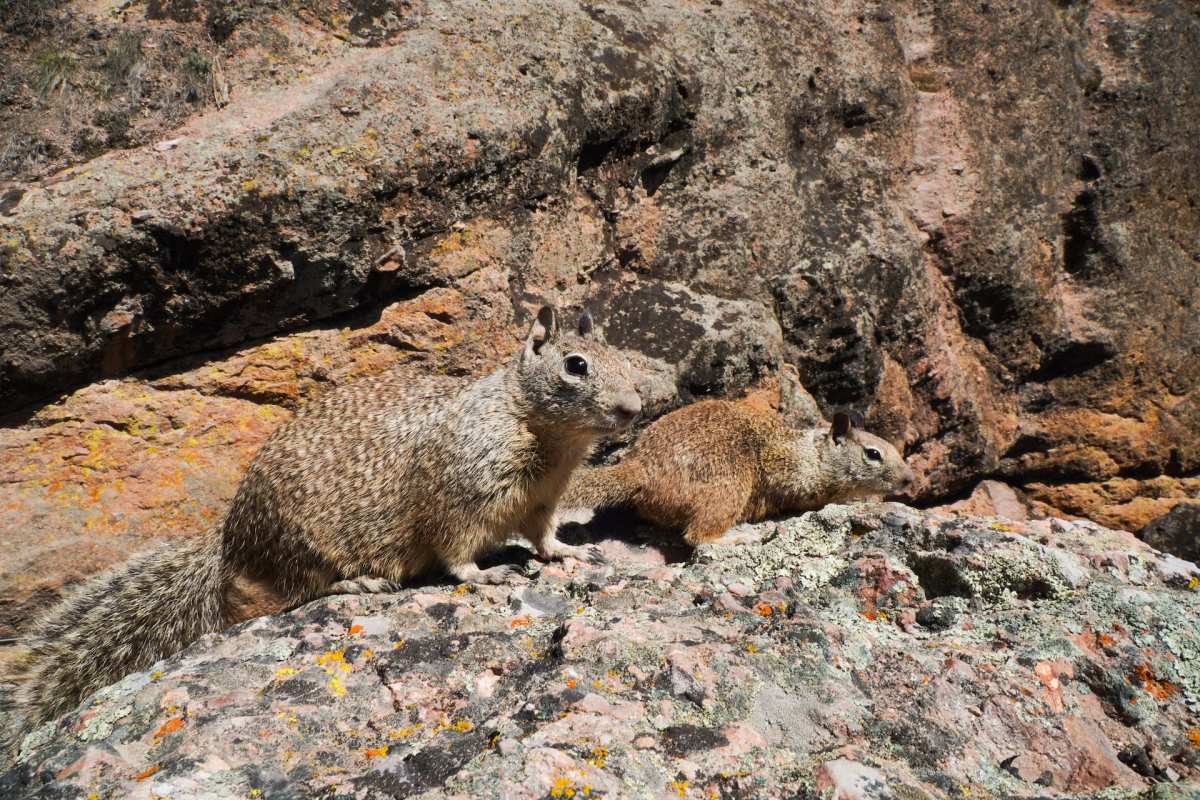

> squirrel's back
[562,400,776,534]
[221,370,494,595]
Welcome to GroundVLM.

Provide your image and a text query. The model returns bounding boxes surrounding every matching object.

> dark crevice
[1026,339,1117,382]
[908,555,973,599]
[1115,462,1163,480]
[838,102,876,128]
[0,281,430,427]
[1077,154,1101,181]
[1002,433,1052,460]
[577,138,620,173]
[1062,190,1102,277]
[640,158,677,196]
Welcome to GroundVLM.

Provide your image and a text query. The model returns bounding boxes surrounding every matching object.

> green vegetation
[32,45,74,97]
[181,48,212,103]
[102,31,144,89]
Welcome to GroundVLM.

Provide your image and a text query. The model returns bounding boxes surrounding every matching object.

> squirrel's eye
[564,355,589,377]
[865,448,882,462]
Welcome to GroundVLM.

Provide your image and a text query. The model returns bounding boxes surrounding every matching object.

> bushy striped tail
[560,463,641,511]
[7,533,226,749]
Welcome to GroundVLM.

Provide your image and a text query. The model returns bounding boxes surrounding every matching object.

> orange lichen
[1188,728,1200,747]
[365,745,389,758]
[134,764,160,781]
[154,717,185,737]
[752,602,774,617]
[1133,664,1177,700]
[511,615,532,628]
[348,624,364,635]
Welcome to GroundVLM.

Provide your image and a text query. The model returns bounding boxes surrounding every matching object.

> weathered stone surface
[1,0,1199,792]
[1,0,1197,530]
[1140,503,1200,565]
[5,505,1200,798]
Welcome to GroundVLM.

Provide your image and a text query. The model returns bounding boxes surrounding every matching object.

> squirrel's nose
[614,392,642,423]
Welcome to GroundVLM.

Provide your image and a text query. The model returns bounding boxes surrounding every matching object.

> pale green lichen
[694,505,857,590]
[76,702,133,743]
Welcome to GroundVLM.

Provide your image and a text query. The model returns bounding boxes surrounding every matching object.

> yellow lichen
[389,724,423,739]
[550,776,577,798]
[317,650,351,675]
[587,744,608,769]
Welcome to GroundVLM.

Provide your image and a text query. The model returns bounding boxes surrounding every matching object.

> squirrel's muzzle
[612,392,642,427]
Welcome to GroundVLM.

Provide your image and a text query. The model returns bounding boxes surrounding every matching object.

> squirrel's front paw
[539,541,607,566]
[576,544,608,566]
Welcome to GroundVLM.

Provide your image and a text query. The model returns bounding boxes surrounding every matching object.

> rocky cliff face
[1,0,1199,793]
[5,505,1200,798]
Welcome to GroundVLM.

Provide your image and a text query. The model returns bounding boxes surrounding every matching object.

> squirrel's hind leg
[681,477,753,547]
[682,501,747,547]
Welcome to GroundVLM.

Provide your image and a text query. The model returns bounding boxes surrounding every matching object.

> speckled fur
[10,306,640,735]
[562,399,912,545]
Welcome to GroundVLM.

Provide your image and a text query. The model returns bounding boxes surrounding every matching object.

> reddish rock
[0,0,1196,534]
[938,480,1031,521]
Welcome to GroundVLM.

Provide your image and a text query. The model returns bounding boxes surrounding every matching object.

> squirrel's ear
[524,305,558,358]
[848,410,865,429]
[577,309,594,338]
[831,411,852,442]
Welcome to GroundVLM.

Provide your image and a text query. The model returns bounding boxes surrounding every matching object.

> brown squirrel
[9,306,641,734]
[559,395,912,545]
